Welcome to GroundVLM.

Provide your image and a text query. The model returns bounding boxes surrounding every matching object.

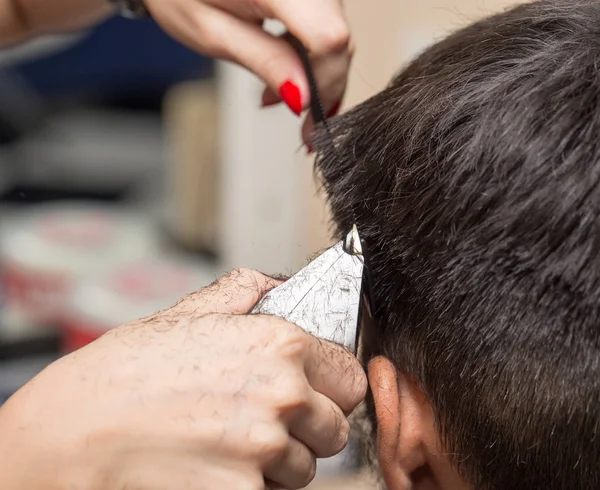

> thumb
[175,268,284,316]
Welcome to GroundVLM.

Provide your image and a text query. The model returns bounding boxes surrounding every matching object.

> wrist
[0,380,85,490]
[2,0,113,45]
[0,0,32,47]
[0,395,36,489]
[0,362,112,490]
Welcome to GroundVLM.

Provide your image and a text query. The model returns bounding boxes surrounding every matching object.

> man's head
[315,1,600,488]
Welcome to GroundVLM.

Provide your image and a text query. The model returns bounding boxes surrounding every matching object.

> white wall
[218,61,309,274]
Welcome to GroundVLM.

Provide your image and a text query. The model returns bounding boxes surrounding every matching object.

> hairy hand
[0,268,367,490]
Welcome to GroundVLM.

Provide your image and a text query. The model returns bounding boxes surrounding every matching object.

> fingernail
[306,144,313,154]
[279,80,302,116]
[327,102,341,118]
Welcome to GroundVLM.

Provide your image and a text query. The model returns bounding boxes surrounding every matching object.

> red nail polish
[307,144,313,154]
[279,81,302,116]
[327,102,341,118]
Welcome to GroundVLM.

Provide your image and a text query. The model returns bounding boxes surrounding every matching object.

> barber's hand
[146,0,352,145]
[0,268,367,490]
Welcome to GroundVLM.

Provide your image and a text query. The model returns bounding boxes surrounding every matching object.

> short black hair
[315,1,600,488]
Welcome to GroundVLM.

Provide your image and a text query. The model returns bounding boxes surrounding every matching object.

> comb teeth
[287,35,329,126]
[305,64,328,126]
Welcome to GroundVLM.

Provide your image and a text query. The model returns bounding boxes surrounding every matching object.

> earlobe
[368,356,431,490]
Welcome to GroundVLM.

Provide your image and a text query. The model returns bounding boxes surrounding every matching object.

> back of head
[315,1,600,488]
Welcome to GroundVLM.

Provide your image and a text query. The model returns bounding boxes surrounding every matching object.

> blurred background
[0,0,518,487]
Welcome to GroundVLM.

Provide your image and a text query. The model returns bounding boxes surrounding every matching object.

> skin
[368,357,470,490]
[0,269,367,490]
[0,0,352,144]
[0,2,355,484]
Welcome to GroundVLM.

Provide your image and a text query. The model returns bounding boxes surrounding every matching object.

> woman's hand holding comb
[1,0,352,147]
[146,0,352,146]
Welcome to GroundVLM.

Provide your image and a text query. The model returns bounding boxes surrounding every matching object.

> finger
[260,29,346,113]
[264,437,316,489]
[304,339,368,416]
[266,0,352,143]
[288,389,350,459]
[261,86,281,107]
[300,46,349,148]
[149,0,309,116]
[174,269,283,315]
[266,0,350,59]
[214,16,308,116]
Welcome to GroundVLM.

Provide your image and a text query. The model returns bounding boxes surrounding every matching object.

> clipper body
[252,226,364,354]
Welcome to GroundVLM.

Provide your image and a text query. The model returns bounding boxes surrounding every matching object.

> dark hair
[315,1,600,488]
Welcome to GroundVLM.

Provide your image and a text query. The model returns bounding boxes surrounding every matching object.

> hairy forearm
[0,0,112,47]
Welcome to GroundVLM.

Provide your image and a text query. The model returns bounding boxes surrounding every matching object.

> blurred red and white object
[62,257,216,353]
[0,203,159,338]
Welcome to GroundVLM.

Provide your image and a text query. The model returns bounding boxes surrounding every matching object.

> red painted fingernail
[327,102,341,118]
[279,80,302,116]
[307,144,313,154]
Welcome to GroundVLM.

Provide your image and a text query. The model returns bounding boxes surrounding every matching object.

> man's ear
[368,356,448,490]
[368,356,471,490]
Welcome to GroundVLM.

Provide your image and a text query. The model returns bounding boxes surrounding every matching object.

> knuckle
[189,11,226,57]
[335,364,368,414]
[296,454,318,488]
[331,418,351,454]
[249,425,288,464]
[227,267,261,281]
[312,24,351,54]
[315,410,350,458]
[274,375,310,414]
[271,325,310,359]
[305,455,318,486]
[347,35,356,58]
[348,371,369,409]
[220,267,264,288]
[223,267,272,293]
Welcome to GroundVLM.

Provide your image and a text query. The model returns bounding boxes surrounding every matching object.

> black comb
[286,35,380,334]
[287,34,329,126]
